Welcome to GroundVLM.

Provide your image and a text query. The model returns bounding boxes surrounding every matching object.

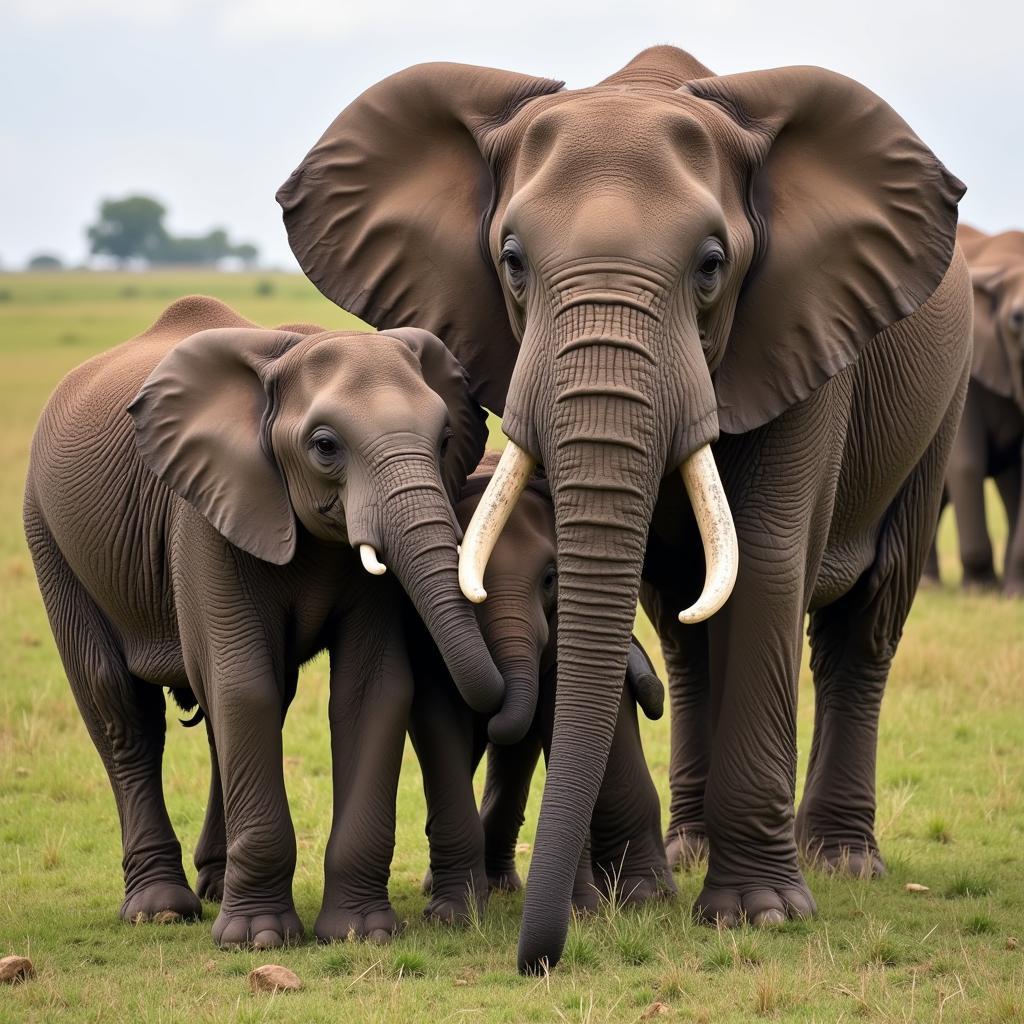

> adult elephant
[279,46,971,971]
[923,226,1024,594]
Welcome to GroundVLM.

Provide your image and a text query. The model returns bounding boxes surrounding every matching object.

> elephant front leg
[480,732,542,894]
[317,597,412,943]
[695,545,816,928]
[409,671,488,924]
[207,664,301,948]
[995,455,1024,596]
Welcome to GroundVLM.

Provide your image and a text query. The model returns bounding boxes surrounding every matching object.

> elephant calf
[24,296,505,948]
[924,225,1024,595]
[407,453,675,923]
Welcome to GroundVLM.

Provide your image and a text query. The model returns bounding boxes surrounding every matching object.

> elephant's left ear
[686,67,966,434]
[380,327,489,501]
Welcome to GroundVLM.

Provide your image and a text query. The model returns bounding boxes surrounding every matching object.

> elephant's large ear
[381,327,489,500]
[686,67,966,433]
[968,264,1014,399]
[277,62,564,415]
[129,328,305,564]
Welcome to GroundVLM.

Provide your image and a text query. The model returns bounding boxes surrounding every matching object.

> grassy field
[1,271,1022,1023]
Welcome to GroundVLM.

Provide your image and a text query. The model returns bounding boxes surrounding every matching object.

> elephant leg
[480,731,542,893]
[640,580,710,870]
[946,394,997,588]
[995,457,1024,596]
[205,663,300,949]
[193,720,226,901]
[590,684,676,906]
[24,505,199,924]
[317,596,413,943]
[920,489,947,585]
[408,671,487,925]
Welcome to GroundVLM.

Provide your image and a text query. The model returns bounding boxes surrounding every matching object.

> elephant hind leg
[798,404,961,879]
[194,720,226,902]
[24,500,199,922]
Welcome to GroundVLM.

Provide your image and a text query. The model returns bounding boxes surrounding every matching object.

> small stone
[904,883,929,893]
[454,978,469,987]
[1007,937,1019,950]
[641,1002,671,1019]
[14,767,28,778]
[249,964,302,993]
[514,843,531,854]
[0,956,34,985]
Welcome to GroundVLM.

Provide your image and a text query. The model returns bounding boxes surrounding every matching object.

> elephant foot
[213,906,303,949]
[195,861,226,902]
[1003,579,1024,599]
[693,876,816,928]
[665,827,708,870]
[423,867,488,925]
[486,863,522,893]
[802,836,886,879]
[571,880,601,915]
[315,903,401,944]
[961,568,999,593]
[121,881,202,924]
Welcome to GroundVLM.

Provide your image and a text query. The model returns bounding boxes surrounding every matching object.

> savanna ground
[1,271,1022,1023]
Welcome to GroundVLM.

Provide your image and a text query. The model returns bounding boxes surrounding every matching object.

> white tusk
[459,440,536,603]
[677,445,738,624]
[359,543,387,576]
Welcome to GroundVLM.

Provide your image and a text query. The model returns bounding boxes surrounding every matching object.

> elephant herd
[24,46,1022,974]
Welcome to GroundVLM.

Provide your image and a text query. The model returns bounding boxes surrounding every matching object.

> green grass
[2,271,1023,1022]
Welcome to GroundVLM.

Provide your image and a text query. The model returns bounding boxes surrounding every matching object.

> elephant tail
[167,686,204,728]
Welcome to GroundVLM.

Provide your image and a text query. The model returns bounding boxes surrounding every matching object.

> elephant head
[278,46,964,970]
[129,324,505,715]
[959,225,1024,411]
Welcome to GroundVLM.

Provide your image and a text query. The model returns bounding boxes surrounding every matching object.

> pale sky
[1,0,1020,269]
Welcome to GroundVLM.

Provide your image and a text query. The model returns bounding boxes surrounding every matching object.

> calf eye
[541,565,557,594]
[694,238,726,300]
[439,427,453,460]
[314,437,337,457]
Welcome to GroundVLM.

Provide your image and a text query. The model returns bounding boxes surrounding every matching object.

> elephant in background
[923,225,1024,595]
[25,296,506,948]
[407,452,673,923]
[279,46,971,971]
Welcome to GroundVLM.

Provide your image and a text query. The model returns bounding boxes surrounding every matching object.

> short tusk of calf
[459,440,536,603]
[359,543,387,576]
[677,444,738,624]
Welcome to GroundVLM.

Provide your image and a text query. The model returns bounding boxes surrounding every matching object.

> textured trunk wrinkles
[518,302,666,971]
[372,450,504,714]
[479,599,546,744]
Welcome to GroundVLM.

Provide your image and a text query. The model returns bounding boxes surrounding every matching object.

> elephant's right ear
[129,328,305,564]
[276,62,564,415]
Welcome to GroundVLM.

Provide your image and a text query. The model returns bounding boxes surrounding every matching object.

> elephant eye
[438,427,453,460]
[309,431,342,465]
[541,565,557,594]
[500,237,528,295]
[694,239,726,299]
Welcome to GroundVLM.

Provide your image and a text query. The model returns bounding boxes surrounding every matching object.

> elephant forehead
[285,332,424,391]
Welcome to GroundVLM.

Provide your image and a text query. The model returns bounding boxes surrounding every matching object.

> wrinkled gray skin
[408,455,673,923]
[923,226,1024,595]
[279,47,973,971]
[24,296,505,948]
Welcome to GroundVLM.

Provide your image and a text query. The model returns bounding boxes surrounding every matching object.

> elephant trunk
[477,598,546,745]
[373,448,505,715]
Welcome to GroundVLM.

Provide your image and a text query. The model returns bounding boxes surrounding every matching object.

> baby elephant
[408,453,674,922]
[24,296,503,948]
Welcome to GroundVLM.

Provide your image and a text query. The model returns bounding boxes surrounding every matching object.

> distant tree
[231,242,259,268]
[87,196,168,265]
[28,253,64,271]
